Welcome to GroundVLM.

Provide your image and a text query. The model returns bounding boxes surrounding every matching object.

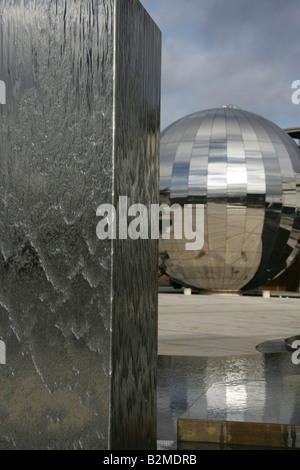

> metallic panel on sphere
[0,0,161,449]
[159,107,300,291]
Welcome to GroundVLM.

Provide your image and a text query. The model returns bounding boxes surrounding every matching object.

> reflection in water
[157,350,300,444]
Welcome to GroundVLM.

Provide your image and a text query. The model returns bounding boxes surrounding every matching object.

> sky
[140,0,300,132]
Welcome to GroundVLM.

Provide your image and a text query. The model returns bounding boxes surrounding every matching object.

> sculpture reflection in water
[157,353,300,447]
[159,106,300,292]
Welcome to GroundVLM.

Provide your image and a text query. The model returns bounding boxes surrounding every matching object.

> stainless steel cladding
[159,106,300,291]
[0,0,161,449]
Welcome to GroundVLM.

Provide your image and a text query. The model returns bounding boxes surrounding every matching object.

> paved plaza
[158,291,300,357]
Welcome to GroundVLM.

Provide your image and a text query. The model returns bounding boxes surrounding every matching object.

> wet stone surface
[157,350,300,448]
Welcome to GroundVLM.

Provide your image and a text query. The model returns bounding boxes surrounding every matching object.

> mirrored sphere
[159,106,300,291]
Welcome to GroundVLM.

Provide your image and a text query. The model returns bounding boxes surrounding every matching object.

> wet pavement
[157,293,300,450]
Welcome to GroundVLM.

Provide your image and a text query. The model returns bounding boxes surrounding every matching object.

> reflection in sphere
[159,106,300,292]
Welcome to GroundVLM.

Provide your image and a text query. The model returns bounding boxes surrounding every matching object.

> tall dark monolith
[0,0,161,449]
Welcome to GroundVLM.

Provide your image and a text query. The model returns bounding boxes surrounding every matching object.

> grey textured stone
[0,0,161,449]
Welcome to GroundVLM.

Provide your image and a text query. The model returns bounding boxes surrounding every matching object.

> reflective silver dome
[159,106,300,291]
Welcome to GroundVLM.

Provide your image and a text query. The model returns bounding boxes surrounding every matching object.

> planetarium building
[159,106,300,292]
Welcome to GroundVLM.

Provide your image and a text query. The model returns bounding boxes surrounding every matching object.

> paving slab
[158,293,300,357]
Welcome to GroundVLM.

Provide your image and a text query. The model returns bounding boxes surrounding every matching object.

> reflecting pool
[157,347,300,449]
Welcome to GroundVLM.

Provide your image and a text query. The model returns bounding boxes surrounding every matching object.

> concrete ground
[158,291,300,357]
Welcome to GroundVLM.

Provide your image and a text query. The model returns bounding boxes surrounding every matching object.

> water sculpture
[0,0,161,449]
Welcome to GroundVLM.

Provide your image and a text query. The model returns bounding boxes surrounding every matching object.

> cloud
[141,0,300,131]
